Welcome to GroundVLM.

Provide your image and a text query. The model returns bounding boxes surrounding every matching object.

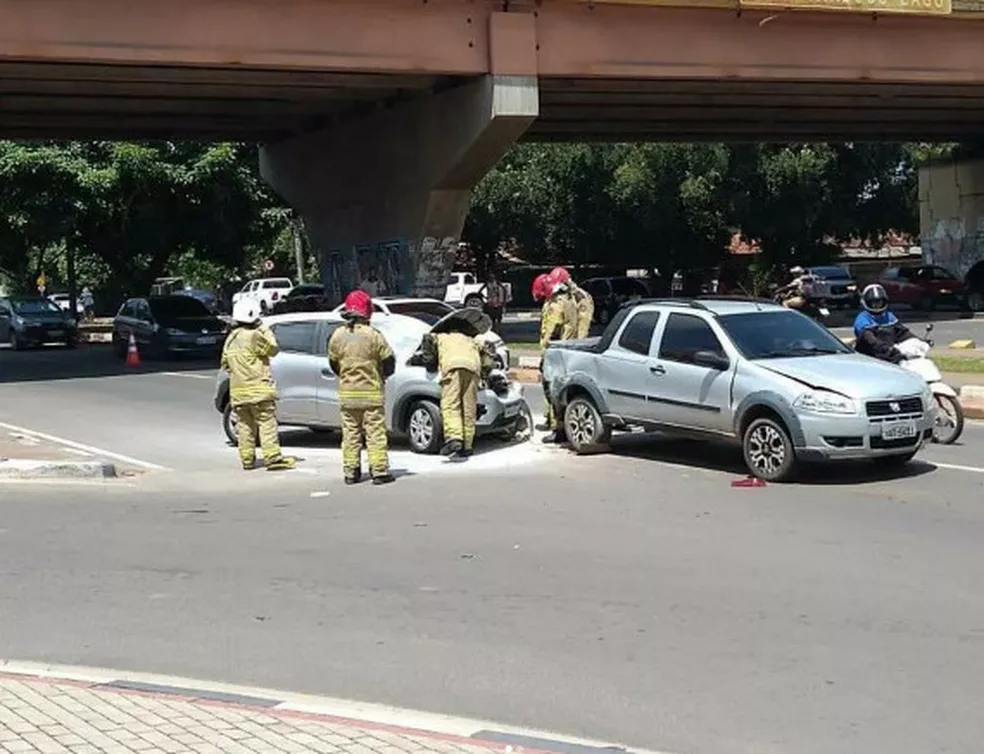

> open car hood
[429,308,491,337]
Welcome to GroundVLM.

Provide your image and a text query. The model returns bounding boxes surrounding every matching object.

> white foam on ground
[235,439,552,477]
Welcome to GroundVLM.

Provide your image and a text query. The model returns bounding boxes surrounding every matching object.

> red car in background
[877,265,972,312]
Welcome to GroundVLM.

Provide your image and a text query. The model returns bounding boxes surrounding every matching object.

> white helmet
[790,265,805,277]
[232,299,260,325]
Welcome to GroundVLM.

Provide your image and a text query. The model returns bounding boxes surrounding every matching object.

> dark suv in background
[580,276,651,325]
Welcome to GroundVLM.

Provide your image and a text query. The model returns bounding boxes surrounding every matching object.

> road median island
[0,431,117,480]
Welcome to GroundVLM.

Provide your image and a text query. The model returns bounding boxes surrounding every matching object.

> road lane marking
[161,372,214,380]
[0,421,170,471]
[932,461,984,474]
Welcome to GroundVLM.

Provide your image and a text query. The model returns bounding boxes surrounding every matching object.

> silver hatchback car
[541,298,935,482]
[214,310,531,453]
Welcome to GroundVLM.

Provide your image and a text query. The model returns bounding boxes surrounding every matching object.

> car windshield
[150,297,211,320]
[387,301,455,324]
[718,310,851,359]
[262,280,292,289]
[810,266,851,280]
[11,298,62,315]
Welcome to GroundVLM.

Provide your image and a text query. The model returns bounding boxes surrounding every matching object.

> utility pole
[292,217,306,285]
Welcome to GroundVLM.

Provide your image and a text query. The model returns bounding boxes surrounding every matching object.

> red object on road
[731,476,767,488]
[125,333,141,367]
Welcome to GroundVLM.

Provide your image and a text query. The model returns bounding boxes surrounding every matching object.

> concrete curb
[0,661,667,754]
[0,459,116,479]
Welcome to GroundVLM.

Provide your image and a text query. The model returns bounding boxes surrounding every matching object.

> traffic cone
[125,333,141,367]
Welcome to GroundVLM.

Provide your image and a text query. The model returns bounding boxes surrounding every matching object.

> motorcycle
[772,287,830,322]
[895,323,964,444]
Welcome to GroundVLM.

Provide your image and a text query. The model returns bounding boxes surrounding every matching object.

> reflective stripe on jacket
[570,283,594,328]
[327,322,394,408]
[221,325,279,407]
[539,292,578,349]
[435,332,481,376]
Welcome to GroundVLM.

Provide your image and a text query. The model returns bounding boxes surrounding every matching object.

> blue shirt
[853,309,898,340]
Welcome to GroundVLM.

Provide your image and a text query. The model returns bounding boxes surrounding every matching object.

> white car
[48,293,84,315]
[214,310,530,453]
[231,277,294,312]
[330,296,510,369]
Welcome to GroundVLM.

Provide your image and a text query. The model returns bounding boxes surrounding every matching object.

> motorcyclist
[853,283,915,364]
[775,265,809,311]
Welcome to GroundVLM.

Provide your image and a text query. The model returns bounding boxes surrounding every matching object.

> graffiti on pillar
[924,217,984,280]
[410,236,458,299]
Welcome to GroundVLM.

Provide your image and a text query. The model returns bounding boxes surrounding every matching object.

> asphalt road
[2,343,984,754]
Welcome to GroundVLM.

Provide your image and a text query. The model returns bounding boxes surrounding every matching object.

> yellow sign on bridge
[582,0,952,14]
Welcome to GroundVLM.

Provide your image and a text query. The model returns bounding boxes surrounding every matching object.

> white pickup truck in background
[232,277,295,312]
[444,271,512,309]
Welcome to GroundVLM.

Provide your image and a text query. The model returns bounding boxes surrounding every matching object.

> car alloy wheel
[407,400,443,454]
[563,396,610,454]
[743,417,796,482]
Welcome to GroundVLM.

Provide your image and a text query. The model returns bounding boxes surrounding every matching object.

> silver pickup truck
[540,298,933,482]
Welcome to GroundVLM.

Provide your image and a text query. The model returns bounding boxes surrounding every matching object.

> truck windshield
[718,310,850,359]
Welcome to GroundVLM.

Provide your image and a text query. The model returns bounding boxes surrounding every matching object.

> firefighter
[221,300,296,471]
[327,290,396,485]
[539,269,578,443]
[550,267,594,339]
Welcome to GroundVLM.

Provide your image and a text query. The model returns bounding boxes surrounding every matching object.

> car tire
[113,335,127,359]
[64,336,77,349]
[598,308,611,326]
[742,416,797,482]
[9,331,22,351]
[223,402,239,445]
[968,291,984,312]
[932,394,964,445]
[563,396,611,454]
[464,294,484,310]
[406,399,443,454]
[918,294,934,312]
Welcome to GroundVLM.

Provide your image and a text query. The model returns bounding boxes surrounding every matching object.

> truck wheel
[564,396,610,454]
[406,399,443,454]
[464,294,484,310]
[742,416,797,482]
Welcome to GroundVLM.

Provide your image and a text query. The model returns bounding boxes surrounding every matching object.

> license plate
[882,421,916,440]
[196,336,216,345]
[48,330,64,337]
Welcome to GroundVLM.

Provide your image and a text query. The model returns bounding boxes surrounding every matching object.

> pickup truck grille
[865,397,923,417]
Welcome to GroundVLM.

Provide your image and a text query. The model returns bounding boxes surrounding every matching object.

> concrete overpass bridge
[2,0,984,298]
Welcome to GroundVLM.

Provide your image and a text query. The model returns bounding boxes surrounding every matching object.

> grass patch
[936,356,984,374]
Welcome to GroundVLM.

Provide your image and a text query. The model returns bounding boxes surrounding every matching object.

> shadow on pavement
[605,433,936,486]
[0,343,219,385]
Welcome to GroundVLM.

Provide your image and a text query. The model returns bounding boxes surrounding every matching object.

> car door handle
[650,365,666,375]
[320,369,334,377]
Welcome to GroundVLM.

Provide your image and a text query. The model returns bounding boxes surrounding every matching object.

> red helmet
[531,274,551,302]
[549,267,571,285]
[343,290,372,320]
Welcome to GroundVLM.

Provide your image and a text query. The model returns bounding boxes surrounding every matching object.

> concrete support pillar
[919,157,984,284]
[261,13,538,305]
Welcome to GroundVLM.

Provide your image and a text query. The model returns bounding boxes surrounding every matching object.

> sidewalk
[0,428,116,479]
[0,669,621,754]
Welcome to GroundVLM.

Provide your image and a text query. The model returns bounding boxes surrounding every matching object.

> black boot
[372,473,395,486]
[344,469,362,485]
[441,439,463,457]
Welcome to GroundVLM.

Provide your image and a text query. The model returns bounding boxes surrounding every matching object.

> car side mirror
[693,350,730,371]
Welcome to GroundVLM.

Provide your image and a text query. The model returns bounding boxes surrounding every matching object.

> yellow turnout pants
[440,368,479,450]
[235,400,283,466]
[341,406,389,477]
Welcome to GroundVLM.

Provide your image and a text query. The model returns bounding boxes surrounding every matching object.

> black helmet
[861,283,888,314]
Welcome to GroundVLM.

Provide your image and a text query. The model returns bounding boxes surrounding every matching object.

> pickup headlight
[793,390,857,415]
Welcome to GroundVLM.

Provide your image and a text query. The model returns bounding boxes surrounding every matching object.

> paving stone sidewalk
[0,675,511,754]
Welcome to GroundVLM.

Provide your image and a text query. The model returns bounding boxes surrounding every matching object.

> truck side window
[659,313,725,365]
[617,311,660,356]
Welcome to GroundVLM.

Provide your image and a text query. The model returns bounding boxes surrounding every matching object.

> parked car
[269,283,326,315]
[878,265,971,311]
[0,295,78,349]
[47,293,84,315]
[541,297,934,482]
[231,277,294,313]
[803,265,859,308]
[330,296,510,369]
[213,310,531,453]
[175,287,220,314]
[580,276,650,325]
[113,295,228,360]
